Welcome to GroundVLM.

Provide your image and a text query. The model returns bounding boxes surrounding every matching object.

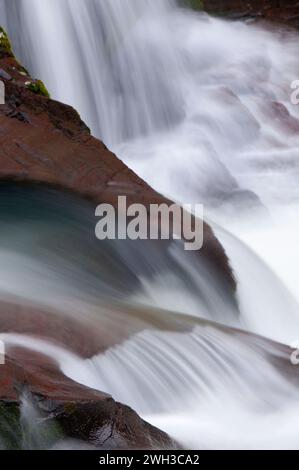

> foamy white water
[3,328,299,450]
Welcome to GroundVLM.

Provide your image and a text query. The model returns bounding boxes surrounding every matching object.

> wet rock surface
[203,0,299,27]
[0,349,177,449]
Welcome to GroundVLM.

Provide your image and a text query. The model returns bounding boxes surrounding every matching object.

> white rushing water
[1,0,299,449]
[2,328,299,450]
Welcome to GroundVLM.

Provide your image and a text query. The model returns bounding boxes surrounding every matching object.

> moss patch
[180,0,204,10]
[26,79,50,98]
[0,26,13,58]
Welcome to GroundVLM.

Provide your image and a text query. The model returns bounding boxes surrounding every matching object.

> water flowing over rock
[1,1,299,450]
[0,349,177,450]
[0,32,235,292]
[0,27,238,449]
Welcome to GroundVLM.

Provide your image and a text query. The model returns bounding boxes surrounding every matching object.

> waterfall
[0,0,180,144]
[2,0,299,211]
[1,0,299,449]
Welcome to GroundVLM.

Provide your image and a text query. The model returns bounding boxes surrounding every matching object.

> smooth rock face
[204,0,299,27]
[0,301,105,358]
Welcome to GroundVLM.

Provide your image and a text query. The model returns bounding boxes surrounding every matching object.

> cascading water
[1,0,299,449]
[2,0,299,208]
[0,0,180,144]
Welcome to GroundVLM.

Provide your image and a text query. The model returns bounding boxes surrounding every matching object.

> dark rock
[0,68,12,81]
[6,108,30,123]
[0,349,177,449]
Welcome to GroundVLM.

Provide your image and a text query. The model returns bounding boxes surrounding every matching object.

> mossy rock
[18,64,30,77]
[26,79,50,98]
[0,400,63,450]
[180,0,204,10]
[0,26,13,58]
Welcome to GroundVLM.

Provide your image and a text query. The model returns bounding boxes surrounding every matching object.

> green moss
[0,26,13,57]
[0,403,22,450]
[26,79,50,98]
[180,0,204,10]
[18,65,30,76]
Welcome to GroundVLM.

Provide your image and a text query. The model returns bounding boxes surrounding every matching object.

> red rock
[0,301,104,357]
[0,29,237,449]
